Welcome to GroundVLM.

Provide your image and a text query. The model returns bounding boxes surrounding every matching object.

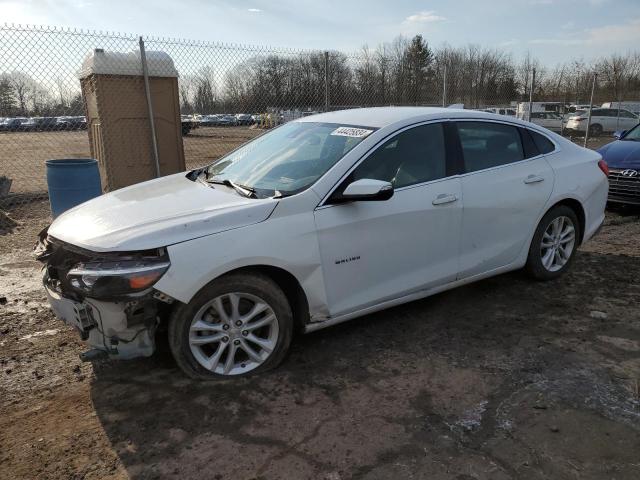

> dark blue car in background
[598,124,640,206]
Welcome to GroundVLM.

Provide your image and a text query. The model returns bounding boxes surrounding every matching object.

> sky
[3,0,640,66]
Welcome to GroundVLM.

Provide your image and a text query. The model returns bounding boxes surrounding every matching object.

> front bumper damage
[43,275,158,359]
[36,229,172,360]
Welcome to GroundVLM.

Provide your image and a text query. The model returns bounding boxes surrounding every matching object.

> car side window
[529,130,555,154]
[457,121,524,173]
[520,128,539,158]
[350,123,446,189]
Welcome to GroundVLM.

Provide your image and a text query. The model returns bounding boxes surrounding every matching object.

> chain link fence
[1,24,640,211]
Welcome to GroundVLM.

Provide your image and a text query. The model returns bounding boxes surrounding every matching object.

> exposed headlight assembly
[67,257,170,299]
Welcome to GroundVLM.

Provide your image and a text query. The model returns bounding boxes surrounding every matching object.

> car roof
[295,106,530,129]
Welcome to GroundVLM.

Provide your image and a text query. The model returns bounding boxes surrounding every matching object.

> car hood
[598,140,640,168]
[48,173,278,252]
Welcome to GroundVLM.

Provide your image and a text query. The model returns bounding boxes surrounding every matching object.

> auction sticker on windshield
[331,126,374,138]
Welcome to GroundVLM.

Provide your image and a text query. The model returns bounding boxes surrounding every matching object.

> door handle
[524,175,545,184]
[432,193,458,205]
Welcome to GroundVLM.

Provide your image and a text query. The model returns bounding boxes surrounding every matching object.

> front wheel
[168,272,293,380]
[526,206,580,280]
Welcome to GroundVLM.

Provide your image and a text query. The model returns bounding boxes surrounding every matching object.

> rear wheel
[588,123,603,136]
[526,206,580,280]
[168,272,293,380]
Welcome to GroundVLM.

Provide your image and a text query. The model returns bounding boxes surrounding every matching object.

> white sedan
[37,107,609,379]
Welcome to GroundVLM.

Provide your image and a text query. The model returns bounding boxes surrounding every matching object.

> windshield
[204,122,374,198]
[622,124,640,141]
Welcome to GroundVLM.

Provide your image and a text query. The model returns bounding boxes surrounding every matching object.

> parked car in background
[18,117,37,131]
[37,107,608,380]
[35,117,60,130]
[217,114,238,126]
[20,117,60,131]
[0,117,28,131]
[198,115,219,127]
[56,116,87,130]
[235,113,253,125]
[180,115,199,135]
[530,111,564,132]
[598,124,640,205]
[601,101,640,116]
[567,104,591,115]
[483,107,516,116]
[565,108,639,136]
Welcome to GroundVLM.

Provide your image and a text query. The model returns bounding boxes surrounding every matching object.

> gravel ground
[1,197,640,478]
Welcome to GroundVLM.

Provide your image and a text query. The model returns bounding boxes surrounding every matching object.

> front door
[314,122,463,317]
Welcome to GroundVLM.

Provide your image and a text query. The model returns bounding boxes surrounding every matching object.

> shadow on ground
[89,251,640,480]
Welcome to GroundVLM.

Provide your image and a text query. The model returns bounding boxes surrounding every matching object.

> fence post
[527,68,535,122]
[324,51,330,112]
[442,64,447,107]
[139,36,161,178]
[584,73,597,148]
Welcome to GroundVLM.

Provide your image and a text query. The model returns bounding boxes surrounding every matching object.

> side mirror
[339,179,394,202]
[613,130,627,139]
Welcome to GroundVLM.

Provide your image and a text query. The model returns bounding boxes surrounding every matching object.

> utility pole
[324,51,330,112]
[527,68,536,122]
[442,64,447,107]
[584,73,597,148]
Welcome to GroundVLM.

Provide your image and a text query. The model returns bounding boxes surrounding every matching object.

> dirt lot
[1,192,640,479]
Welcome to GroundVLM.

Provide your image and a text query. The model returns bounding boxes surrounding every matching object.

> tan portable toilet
[79,49,185,191]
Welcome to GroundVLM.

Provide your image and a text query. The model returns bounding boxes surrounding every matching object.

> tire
[526,205,580,281]
[168,272,293,380]
[589,124,603,136]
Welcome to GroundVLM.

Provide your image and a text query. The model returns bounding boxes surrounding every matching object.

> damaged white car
[37,107,608,379]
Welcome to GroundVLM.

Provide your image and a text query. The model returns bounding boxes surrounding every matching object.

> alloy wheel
[540,215,576,272]
[188,292,279,375]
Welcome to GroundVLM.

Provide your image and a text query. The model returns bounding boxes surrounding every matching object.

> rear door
[455,121,554,278]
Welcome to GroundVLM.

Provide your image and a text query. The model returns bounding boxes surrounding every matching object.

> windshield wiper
[206,178,257,198]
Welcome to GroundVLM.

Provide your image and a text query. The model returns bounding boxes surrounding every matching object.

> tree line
[2,35,640,118]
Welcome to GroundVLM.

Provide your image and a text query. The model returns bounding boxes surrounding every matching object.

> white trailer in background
[516,102,565,120]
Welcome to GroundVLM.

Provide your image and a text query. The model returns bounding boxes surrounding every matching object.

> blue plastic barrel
[46,159,102,218]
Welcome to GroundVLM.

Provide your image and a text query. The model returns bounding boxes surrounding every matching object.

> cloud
[498,39,519,47]
[403,11,446,24]
[530,18,640,47]
[247,8,262,13]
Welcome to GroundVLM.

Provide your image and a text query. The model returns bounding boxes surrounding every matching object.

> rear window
[457,122,524,172]
[530,130,555,154]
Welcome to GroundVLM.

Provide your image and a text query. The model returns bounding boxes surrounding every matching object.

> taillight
[598,159,609,177]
